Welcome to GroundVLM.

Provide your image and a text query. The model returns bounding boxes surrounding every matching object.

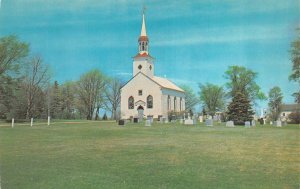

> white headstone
[274,121,282,127]
[199,116,203,123]
[184,119,194,125]
[145,120,151,127]
[164,118,168,123]
[11,118,14,128]
[251,120,256,127]
[31,118,33,127]
[245,121,251,128]
[226,121,235,127]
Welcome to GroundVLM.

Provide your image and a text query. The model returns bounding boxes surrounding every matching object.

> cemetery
[0,120,299,189]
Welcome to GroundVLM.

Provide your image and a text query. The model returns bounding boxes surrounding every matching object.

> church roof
[133,52,153,59]
[152,76,185,92]
[121,72,184,93]
[280,104,300,112]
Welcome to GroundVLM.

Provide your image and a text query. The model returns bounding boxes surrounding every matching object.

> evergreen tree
[227,92,254,125]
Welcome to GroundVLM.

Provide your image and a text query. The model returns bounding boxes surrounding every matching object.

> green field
[0,121,299,189]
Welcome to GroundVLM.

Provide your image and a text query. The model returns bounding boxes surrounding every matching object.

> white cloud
[153,23,291,46]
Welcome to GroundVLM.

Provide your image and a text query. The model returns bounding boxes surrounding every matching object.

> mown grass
[0,121,299,189]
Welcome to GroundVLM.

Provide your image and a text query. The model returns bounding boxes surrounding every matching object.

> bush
[288,112,300,124]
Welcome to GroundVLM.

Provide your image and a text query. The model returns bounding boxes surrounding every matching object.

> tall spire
[138,6,149,55]
[140,11,147,36]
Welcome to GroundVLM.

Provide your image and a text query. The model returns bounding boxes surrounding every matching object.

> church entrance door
[137,106,144,122]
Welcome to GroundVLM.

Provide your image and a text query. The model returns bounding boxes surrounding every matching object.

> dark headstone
[158,115,162,121]
[118,120,125,126]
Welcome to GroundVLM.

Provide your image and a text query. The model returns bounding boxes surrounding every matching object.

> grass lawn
[0,121,299,189]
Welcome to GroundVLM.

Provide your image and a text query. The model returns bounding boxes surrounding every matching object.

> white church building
[120,12,185,119]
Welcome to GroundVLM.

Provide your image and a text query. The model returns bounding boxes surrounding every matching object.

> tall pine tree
[227,92,254,125]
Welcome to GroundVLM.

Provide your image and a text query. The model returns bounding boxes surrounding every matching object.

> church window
[147,95,153,109]
[168,95,171,110]
[138,65,142,70]
[149,65,152,70]
[180,97,182,111]
[174,97,177,111]
[128,96,134,109]
[138,90,143,96]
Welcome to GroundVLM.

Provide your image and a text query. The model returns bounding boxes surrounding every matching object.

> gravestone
[158,115,162,122]
[118,120,125,126]
[163,117,168,123]
[133,118,139,123]
[251,120,256,126]
[171,115,176,123]
[273,121,282,127]
[205,119,213,126]
[226,121,235,127]
[145,119,151,127]
[199,116,203,123]
[184,119,193,125]
[147,115,153,123]
[245,121,251,128]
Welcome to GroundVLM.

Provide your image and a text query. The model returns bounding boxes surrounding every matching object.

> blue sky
[0,0,299,111]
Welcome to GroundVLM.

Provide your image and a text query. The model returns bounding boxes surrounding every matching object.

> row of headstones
[118,117,283,127]
[226,120,283,127]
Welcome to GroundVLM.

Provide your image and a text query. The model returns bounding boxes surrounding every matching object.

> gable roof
[152,76,185,92]
[121,72,185,93]
[280,104,300,112]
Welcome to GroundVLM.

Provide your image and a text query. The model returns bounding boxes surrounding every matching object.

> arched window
[174,97,177,111]
[180,97,182,111]
[168,95,171,110]
[128,96,134,109]
[147,95,153,109]
[142,42,145,51]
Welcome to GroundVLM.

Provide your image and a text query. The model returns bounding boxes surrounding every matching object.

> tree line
[1,31,299,123]
[0,35,121,121]
[183,29,300,124]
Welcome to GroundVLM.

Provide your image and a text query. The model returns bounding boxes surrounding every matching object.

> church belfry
[133,10,154,78]
[139,13,149,54]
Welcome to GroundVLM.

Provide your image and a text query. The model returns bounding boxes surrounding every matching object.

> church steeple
[138,10,149,54]
[133,8,154,78]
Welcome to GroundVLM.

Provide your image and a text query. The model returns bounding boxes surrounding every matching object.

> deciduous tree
[103,78,122,120]
[224,66,265,102]
[179,85,199,113]
[199,83,226,116]
[268,86,283,121]
[77,69,106,120]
